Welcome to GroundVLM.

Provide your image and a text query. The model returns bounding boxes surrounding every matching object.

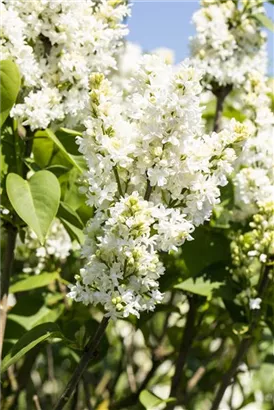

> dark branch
[210,259,273,410]
[53,316,110,410]
[212,85,233,132]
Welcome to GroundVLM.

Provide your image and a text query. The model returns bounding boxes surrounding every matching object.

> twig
[33,395,42,410]
[186,366,206,392]
[210,337,252,410]
[210,260,273,410]
[83,374,93,410]
[144,178,152,201]
[186,340,226,394]
[110,358,160,410]
[126,333,137,393]
[110,292,175,409]
[166,295,198,409]
[0,223,17,358]
[113,166,124,197]
[7,366,18,392]
[70,383,79,410]
[47,344,55,381]
[212,85,233,132]
[53,316,110,410]
[57,281,70,310]
[95,370,112,397]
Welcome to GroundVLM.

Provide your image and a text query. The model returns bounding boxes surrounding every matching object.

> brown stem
[47,344,55,381]
[110,359,160,410]
[210,260,272,410]
[53,316,109,410]
[144,179,152,201]
[110,292,175,409]
[70,383,79,410]
[213,85,233,132]
[0,224,17,358]
[210,337,252,410]
[186,340,225,395]
[33,395,42,410]
[167,295,198,409]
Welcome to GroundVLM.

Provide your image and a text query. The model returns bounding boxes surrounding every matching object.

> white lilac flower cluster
[1,0,130,130]
[230,202,274,310]
[16,219,78,275]
[190,0,267,87]
[68,56,248,318]
[112,42,175,95]
[232,72,274,220]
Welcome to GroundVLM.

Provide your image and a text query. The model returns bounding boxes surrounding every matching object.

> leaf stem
[53,316,110,410]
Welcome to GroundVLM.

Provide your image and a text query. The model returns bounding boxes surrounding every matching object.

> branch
[83,373,94,410]
[110,292,175,409]
[53,316,110,410]
[0,223,17,358]
[210,337,252,410]
[33,395,42,410]
[210,260,273,410]
[110,358,160,410]
[212,85,233,132]
[144,178,152,201]
[166,295,198,409]
[186,339,225,395]
[113,166,124,197]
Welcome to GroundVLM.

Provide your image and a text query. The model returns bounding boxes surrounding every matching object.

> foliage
[1,1,274,410]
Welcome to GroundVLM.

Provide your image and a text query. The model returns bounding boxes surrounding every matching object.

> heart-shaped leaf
[6,171,61,244]
[0,60,21,127]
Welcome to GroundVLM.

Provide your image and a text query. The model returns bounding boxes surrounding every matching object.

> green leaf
[76,203,94,225]
[45,129,83,172]
[179,227,231,277]
[59,217,85,244]
[174,277,223,297]
[32,134,54,168]
[58,201,85,244]
[223,105,246,122]
[6,171,61,244]
[45,165,71,177]
[59,127,83,137]
[1,119,16,179]
[1,323,62,374]
[232,323,249,335]
[58,202,84,229]
[9,272,60,294]
[202,99,216,119]
[255,13,274,31]
[9,298,65,331]
[0,60,21,127]
[139,390,175,409]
